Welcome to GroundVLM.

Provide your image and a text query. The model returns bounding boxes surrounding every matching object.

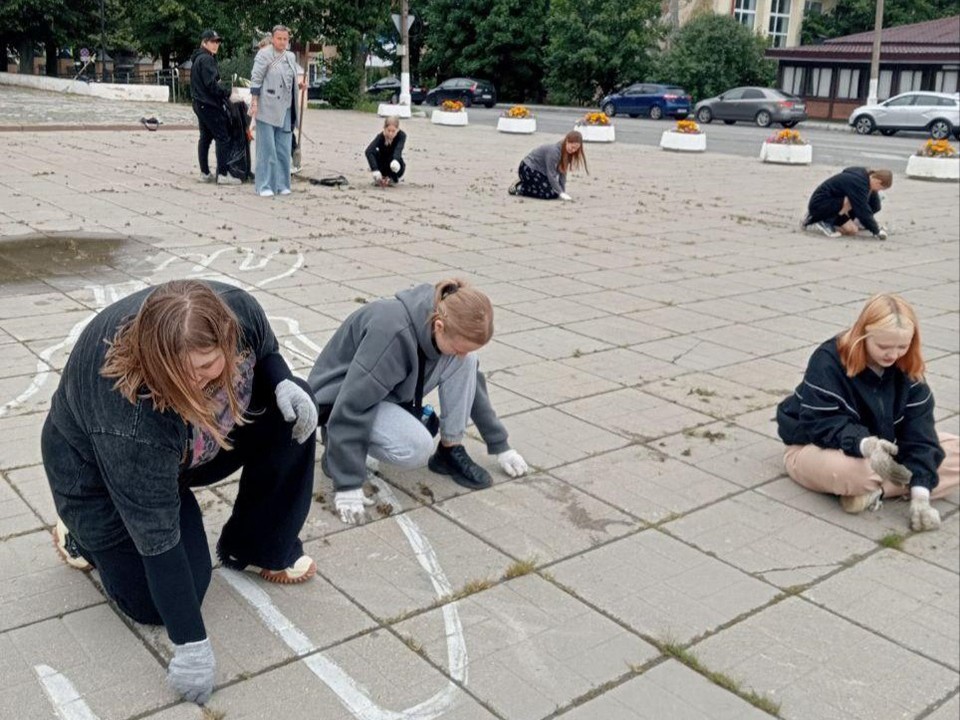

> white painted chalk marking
[34,665,100,720]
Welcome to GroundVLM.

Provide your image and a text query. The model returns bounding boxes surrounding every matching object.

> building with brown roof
[767,15,960,120]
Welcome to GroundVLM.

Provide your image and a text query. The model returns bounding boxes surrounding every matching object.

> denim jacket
[43,282,292,556]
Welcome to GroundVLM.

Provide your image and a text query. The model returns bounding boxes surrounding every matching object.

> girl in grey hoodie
[308,279,529,524]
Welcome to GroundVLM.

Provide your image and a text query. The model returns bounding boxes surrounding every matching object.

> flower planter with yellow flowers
[576,112,615,142]
[760,129,811,164]
[497,105,536,134]
[431,100,468,126]
[660,119,705,152]
[906,139,960,181]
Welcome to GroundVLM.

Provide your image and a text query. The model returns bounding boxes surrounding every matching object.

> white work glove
[389,159,401,173]
[372,170,382,183]
[274,379,318,444]
[497,449,529,478]
[860,436,912,485]
[875,228,888,240]
[909,487,941,532]
[559,192,572,201]
[167,638,215,705]
[335,488,375,525]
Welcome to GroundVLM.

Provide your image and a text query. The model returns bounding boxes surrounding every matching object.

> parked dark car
[307,77,329,101]
[599,83,692,120]
[424,78,497,108]
[695,87,808,127]
[366,76,426,105]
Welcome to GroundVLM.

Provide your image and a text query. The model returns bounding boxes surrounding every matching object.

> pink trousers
[784,433,960,500]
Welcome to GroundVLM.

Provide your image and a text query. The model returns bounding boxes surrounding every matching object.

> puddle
[0,232,133,283]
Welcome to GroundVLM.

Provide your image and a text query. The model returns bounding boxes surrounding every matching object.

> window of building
[782,65,804,95]
[837,68,861,99]
[808,67,832,97]
[734,0,757,29]
[878,69,893,99]
[899,70,923,93]
[768,0,792,48]
[935,68,959,94]
[804,1,823,13]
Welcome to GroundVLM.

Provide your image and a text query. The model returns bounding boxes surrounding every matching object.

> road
[451,104,931,173]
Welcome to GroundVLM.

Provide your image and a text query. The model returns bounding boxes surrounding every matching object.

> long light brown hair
[429,279,494,346]
[867,168,893,189]
[836,293,924,380]
[559,130,588,175]
[101,280,246,448]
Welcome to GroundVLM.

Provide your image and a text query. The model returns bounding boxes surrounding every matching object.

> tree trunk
[45,40,57,77]
[18,40,35,74]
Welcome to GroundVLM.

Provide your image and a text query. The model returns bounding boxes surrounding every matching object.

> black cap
[200,29,222,42]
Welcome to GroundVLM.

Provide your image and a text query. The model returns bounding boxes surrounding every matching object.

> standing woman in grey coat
[249,25,304,197]
[509,131,587,201]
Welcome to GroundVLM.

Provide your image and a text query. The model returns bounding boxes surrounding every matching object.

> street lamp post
[399,0,411,106]
[867,0,884,104]
[99,0,106,81]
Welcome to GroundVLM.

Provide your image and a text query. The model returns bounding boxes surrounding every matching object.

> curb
[0,123,196,132]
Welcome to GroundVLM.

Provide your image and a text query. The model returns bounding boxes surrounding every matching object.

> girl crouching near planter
[366,115,406,186]
[43,280,319,705]
[509,131,586,201]
[801,166,891,239]
[308,279,529,524]
[777,294,958,531]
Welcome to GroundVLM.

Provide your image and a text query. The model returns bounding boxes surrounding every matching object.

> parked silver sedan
[848,91,960,139]
[694,87,808,128]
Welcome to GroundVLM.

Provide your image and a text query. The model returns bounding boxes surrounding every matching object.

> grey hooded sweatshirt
[307,283,510,491]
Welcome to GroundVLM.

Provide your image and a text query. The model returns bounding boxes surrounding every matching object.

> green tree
[656,14,775,102]
[801,0,960,44]
[543,0,664,105]
[0,0,101,75]
[420,0,548,101]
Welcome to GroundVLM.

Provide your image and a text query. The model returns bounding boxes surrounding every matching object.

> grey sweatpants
[367,353,479,469]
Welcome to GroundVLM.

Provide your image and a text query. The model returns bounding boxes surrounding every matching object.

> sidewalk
[0,105,957,720]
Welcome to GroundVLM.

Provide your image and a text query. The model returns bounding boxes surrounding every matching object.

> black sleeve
[896,380,945,491]
[232,290,293,388]
[868,191,882,214]
[391,131,406,159]
[795,350,872,456]
[142,541,207,644]
[848,182,880,234]
[194,56,222,100]
[365,136,381,170]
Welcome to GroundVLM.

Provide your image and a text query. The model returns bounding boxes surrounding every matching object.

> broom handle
[297,81,307,145]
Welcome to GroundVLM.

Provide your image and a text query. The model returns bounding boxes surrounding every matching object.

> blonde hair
[868,168,893,189]
[101,280,247,448]
[384,116,400,129]
[429,279,494,346]
[559,130,588,175]
[836,293,924,380]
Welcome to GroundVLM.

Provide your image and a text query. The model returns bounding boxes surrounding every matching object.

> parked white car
[849,91,960,139]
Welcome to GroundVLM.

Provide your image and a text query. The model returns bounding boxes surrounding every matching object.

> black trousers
[193,100,232,176]
[78,376,316,625]
[807,192,882,227]
[376,154,406,182]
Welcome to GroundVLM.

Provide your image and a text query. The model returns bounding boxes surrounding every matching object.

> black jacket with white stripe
[777,337,944,490]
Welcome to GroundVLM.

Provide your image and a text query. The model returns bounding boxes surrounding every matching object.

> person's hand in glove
[389,160,401,173]
[167,638,215,705]
[860,436,910,483]
[335,489,375,524]
[559,192,572,201]
[372,170,383,185]
[498,449,529,478]
[275,380,318,444]
[909,486,941,532]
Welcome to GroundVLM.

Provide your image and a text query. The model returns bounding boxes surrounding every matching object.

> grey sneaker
[217,174,242,186]
[53,519,93,571]
[199,172,215,183]
[814,221,840,238]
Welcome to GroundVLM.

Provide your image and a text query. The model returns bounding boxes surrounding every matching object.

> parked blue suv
[599,83,692,120]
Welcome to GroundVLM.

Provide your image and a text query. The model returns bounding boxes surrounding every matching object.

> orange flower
[674,119,701,134]
[579,112,609,126]
[918,139,958,157]
[504,105,532,118]
[440,100,465,112]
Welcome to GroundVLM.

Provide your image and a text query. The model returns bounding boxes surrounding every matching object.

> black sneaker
[507,182,519,196]
[428,444,492,490]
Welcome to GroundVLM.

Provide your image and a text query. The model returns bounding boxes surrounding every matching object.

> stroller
[224,100,254,182]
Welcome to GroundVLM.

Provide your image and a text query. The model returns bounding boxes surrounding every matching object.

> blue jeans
[255,109,292,194]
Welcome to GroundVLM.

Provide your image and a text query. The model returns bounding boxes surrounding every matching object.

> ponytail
[429,279,494,345]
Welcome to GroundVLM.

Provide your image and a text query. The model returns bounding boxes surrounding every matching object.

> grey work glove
[275,379,318,444]
[909,487,941,532]
[167,638,215,705]
[860,436,912,485]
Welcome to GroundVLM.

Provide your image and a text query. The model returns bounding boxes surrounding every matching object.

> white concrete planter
[577,124,615,143]
[0,70,169,102]
[905,154,960,181]
[497,117,536,134]
[431,110,468,126]
[660,130,706,152]
[378,103,412,118]
[760,142,812,165]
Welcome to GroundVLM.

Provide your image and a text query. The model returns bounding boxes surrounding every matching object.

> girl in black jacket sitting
[366,116,406,186]
[801,167,891,239]
[777,294,957,531]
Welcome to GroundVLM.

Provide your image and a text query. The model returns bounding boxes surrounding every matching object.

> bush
[324,55,362,109]
[218,52,255,86]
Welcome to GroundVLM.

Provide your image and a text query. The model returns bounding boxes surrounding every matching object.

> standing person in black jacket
[191,30,241,186]
[777,294,958,531]
[366,116,406,186]
[801,166,891,239]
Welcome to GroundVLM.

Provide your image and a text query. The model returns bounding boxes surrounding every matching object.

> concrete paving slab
[695,597,958,720]
[902,513,960,573]
[0,471,44,537]
[562,659,774,720]
[552,529,779,644]
[396,575,658,720]
[5,464,57,525]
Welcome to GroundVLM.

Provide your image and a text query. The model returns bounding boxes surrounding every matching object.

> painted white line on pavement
[219,477,469,719]
[861,152,909,160]
[34,665,100,720]
[256,251,304,288]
